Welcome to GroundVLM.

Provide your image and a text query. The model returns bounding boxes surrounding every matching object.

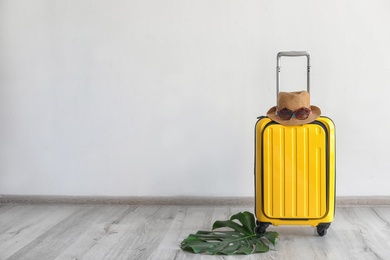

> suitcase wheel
[316,223,331,236]
[254,221,270,235]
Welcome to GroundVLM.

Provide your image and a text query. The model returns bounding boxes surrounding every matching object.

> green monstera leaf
[180,211,278,255]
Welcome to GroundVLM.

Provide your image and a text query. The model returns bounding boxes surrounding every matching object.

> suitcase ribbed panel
[262,124,327,219]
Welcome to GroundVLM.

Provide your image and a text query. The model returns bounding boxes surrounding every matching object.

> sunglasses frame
[276,107,312,120]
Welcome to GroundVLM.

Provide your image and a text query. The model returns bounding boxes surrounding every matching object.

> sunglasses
[276,107,312,120]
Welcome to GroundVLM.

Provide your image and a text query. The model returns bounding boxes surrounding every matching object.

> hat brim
[266,106,321,126]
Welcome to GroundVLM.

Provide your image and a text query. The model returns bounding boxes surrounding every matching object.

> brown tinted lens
[295,108,310,120]
[278,108,293,120]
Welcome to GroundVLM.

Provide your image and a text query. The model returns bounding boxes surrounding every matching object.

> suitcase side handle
[276,51,310,101]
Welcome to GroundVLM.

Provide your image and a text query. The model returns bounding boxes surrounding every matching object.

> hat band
[276,107,312,120]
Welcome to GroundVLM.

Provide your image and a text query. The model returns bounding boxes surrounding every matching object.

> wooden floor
[1,204,390,260]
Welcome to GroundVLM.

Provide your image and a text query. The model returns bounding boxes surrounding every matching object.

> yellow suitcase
[254,52,336,236]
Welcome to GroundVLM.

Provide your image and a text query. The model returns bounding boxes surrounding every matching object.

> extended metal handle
[276,51,310,101]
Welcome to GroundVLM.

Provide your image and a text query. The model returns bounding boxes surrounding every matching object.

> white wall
[1,0,389,197]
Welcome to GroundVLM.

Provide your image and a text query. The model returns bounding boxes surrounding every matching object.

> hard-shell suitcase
[254,52,335,236]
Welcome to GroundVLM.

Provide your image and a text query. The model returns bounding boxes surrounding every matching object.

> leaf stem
[222,233,257,244]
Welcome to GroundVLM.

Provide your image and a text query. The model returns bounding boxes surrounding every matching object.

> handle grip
[277,51,310,59]
[276,51,311,101]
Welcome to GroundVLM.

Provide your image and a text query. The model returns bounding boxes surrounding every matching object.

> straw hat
[266,91,321,126]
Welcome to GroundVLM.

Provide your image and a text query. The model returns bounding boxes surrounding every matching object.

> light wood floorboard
[1,204,389,260]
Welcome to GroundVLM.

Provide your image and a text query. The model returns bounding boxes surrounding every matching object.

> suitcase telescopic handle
[276,51,310,101]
